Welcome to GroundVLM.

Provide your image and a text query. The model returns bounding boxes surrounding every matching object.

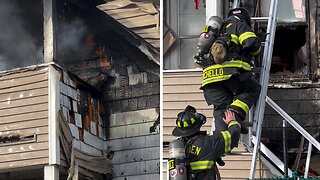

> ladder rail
[249,0,279,178]
[231,0,240,9]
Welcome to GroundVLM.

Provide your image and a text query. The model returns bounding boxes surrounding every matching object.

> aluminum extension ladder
[248,0,279,179]
[228,0,279,177]
[229,1,320,179]
[243,0,320,179]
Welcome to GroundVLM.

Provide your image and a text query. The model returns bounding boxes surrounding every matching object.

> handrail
[251,136,293,177]
[247,96,320,179]
[266,96,320,151]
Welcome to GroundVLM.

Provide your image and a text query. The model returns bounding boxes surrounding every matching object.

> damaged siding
[97,63,160,179]
[0,67,49,170]
[55,66,112,179]
[109,109,159,180]
[102,53,160,179]
[58,1,160,178]
[0,65,111,178]
[67,32,160,179]
[59,71,107,157]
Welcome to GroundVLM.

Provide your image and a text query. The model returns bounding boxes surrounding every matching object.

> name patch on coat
[188,145,202,156]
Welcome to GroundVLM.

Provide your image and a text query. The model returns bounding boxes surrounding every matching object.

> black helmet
[172,105,206,137]
[228,7,251,27]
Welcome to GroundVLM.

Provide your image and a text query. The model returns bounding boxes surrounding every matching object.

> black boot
[216,157,225,166]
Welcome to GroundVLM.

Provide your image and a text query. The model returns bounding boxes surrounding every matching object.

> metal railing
[266,96,320,178]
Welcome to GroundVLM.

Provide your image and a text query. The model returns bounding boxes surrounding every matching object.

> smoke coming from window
[0,0,43,71]
[57,18,93,64]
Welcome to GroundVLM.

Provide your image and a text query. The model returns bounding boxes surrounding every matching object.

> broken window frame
[254,0,313,83]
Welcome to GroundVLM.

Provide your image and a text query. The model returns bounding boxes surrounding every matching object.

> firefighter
[197,8,261,134]
[171,105,240,180]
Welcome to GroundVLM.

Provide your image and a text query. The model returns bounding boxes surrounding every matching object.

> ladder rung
[251,17,270,22]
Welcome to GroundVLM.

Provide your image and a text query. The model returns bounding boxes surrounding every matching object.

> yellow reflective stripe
[201,60,252,86]
[226,131,231,152]
[226,23,232,28]
[191,117,196,124]
[202,60,252,71]
[183,121,189,127]
[221,131,231,153]
[231,99,250,114]
[231,34,239,44]
[177,121,181,127]
[202,75,232,86]
[239,32,257,45]
[223,60,252,70]
[228,120,241,128]
[251,46,261,56]
[190,160,215,170]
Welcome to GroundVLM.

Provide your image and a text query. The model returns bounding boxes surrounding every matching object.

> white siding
[0,67,49,170]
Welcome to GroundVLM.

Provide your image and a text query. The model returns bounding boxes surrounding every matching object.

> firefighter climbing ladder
[238,0,320,179]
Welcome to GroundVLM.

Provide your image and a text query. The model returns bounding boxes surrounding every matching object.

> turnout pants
[202,73,261,131]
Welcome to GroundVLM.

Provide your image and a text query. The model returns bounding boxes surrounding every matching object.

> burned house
[163,0,319,179]
[0,0,159,179]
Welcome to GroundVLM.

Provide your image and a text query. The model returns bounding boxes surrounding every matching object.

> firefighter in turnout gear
[196,8,261,135]
[171,105,241,180]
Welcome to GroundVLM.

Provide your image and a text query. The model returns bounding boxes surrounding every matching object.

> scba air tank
[168,139,189,180]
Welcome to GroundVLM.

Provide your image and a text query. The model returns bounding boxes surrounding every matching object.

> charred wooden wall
[59,2,160,179]
[261,87,320,172]
[316,0,320,78]
[0,67,49,171]
[58,68,107,157]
